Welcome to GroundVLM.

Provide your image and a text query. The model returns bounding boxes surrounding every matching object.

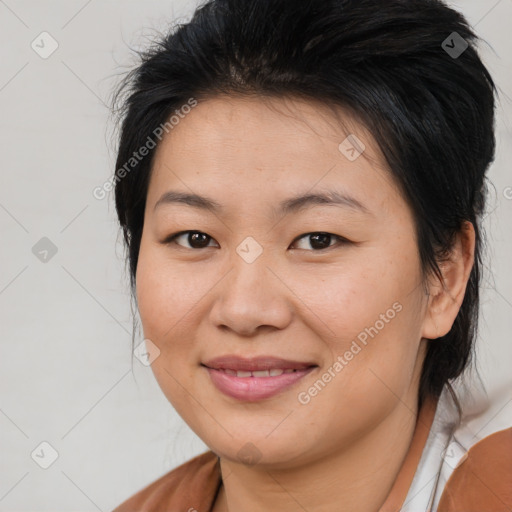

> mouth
[201,355,318,401]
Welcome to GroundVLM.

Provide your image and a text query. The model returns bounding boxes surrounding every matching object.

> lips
[202,355,318,401]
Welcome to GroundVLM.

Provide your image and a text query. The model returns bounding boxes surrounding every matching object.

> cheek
[135,245,208,341]
[290,254,424,401]
[294,304,423,448]
[287,250,420,344]
[134,245,208,417]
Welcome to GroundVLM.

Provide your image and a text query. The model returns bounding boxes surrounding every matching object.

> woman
[111,0,512,510]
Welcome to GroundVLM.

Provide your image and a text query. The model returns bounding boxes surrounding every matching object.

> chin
[204,430,319,470]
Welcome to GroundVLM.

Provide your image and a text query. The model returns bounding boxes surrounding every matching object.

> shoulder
[437,426,512,511]
[112,450,221,512]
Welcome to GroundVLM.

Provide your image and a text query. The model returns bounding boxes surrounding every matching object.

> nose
[208,254,293,337]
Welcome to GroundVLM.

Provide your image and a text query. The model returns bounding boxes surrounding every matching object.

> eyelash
[161,231,350,251]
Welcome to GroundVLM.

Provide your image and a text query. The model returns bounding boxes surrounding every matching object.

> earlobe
[421,221,476,340]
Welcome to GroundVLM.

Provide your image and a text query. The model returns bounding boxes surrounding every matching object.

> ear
[421,221,476,340]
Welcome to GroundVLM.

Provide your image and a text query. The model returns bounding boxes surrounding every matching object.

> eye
[162,231,219,249]
[290,232,349,251]
[161,230,350,251]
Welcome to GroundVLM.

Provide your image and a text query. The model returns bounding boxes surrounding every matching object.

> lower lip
[204,366,317,401]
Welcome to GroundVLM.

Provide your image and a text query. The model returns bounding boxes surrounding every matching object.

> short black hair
[111,0,497,409]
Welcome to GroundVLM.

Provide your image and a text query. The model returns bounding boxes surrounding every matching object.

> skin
[135,95,475,512]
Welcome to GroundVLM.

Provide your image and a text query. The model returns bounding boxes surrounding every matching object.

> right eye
[161,230,219,250]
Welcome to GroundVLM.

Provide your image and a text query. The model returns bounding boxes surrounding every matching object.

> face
[135,95,431,468]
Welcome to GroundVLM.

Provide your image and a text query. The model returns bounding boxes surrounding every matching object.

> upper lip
[202,355,317,372]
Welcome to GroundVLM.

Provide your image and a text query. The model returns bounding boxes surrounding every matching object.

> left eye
[290,232,349,251]
[162,231,349,251]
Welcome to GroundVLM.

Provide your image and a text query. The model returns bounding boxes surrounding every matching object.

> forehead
[147,95,404,217]
[155,94,378,157]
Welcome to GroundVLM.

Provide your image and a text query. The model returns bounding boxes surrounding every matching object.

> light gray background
[0,1,511,510]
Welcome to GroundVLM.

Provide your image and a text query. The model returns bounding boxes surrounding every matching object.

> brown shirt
[113,395,512,512]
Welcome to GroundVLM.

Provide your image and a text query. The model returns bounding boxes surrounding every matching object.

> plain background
[0,1,511,510]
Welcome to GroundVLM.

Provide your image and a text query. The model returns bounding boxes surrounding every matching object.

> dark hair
[111,0,496,409]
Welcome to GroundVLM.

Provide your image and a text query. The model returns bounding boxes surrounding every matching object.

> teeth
[220,368,299,377]
[252,370,270,377]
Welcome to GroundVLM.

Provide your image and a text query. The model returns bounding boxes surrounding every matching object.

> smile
[201,355,318,401]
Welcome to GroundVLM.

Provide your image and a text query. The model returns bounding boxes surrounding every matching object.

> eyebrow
[153,188,371,216]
